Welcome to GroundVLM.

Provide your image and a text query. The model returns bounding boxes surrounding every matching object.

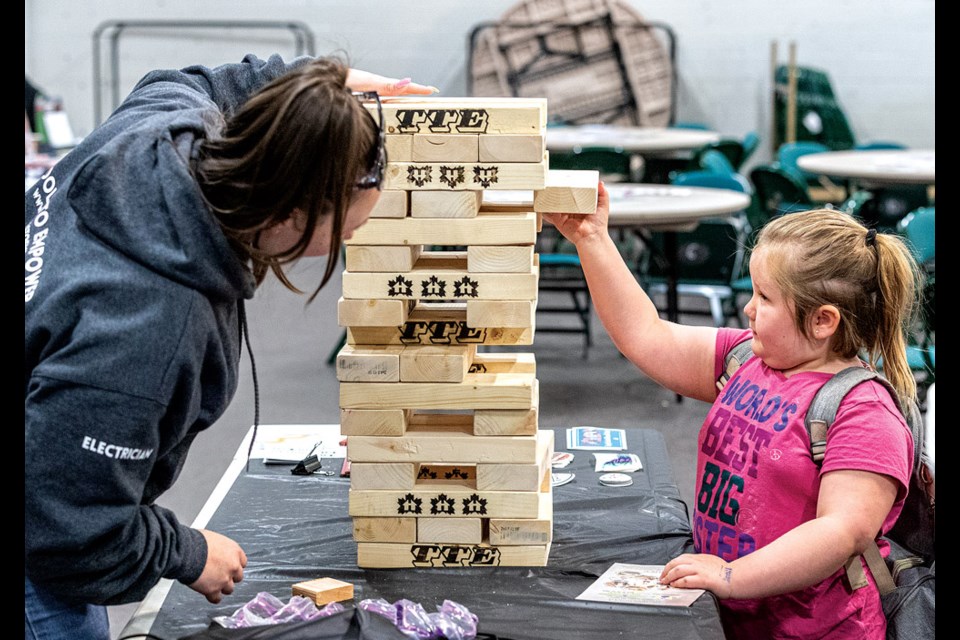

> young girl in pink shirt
[546,186,919,639]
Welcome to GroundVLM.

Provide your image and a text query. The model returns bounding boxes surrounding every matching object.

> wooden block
[337,297,413,328]
[417,518,483,544]
[357,542,550,568]
[400,344,476,383]
[469,352,537,375]
[409,412,475,430]
[347,418,538,463]
[481,190,533,212]
[347,302,535,346]
[368,189,408,219]
[385,135,413,163]
[479,134,545,163]
[533,170,599,214]
[372,97,547,135]
[412,134,479,162]
[341,408,411,436]
[335,345,403,382]
[385,158,547,191]
[349,487,541,518]
[342,261,538,301]
[410,190,482,218]
[489,489,554,546]
[349,463,415,490]
[346,212,537,246]
[340,374,538,411]
[476,430,553,491]
[536,212,543,232]
[352,517,417,543]
[467,245,534,273]
[345,245,422,272]
[292,577,354,605]
[473,408,538,436]
[467,300,536,328]
[415,463,476,487]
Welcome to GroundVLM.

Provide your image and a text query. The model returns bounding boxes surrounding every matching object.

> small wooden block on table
[291,577,354,605]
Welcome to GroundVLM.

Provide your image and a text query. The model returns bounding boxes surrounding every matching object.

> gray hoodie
[24,54,307,605]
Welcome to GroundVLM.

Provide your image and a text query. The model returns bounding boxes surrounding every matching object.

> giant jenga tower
[337,97,597,568]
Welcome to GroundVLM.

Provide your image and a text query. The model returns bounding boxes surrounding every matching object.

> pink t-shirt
[698,329,913,640]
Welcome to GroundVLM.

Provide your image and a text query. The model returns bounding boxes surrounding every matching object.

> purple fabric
[214,592,345,628]
[359,598,478,639]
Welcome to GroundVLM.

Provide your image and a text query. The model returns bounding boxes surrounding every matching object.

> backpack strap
[805,365,917,596]
[716,338,754,392]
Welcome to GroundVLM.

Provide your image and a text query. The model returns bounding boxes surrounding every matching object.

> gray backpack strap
[716,339,754,392]
[805,366,922,472]
[805,367,885,464]
[806,365,920,594]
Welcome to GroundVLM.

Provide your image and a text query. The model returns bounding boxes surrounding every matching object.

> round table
[606,184,751,325]
[605,184,751,230]
[796,149,935,186]
[546,125,720,155]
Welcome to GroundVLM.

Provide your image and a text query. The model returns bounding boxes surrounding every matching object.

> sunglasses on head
[352,91,386,191]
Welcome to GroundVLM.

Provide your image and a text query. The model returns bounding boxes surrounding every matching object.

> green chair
[739,131,760,168]
[638,171,752,327]
[748,163,815,222]
[686,131,760,173]
[777,140,832,186]
[897,206,936,265]
[548,146,634,182]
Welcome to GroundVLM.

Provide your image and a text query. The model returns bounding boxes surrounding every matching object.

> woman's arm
[660,469,898,598]
[545,182,719,402]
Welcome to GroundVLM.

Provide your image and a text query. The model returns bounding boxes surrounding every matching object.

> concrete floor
[107,255,721,637]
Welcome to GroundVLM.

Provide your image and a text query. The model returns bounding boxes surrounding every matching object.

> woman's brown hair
[755,209,921,403]
[194,57,377,297]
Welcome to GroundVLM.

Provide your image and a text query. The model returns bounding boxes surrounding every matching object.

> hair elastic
[865,228,878,247]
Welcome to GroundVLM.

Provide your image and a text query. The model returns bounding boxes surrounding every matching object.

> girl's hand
[660,553,735,599]
[346,69,438,96]
[542,181,610,248]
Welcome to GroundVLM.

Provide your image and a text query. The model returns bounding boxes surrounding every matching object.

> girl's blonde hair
[755,209,921,403]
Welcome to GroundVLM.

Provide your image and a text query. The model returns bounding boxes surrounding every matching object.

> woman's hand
[541,181,610,248]
[660,553,735,599]
[346,69,438,96]
[189,529,247,604]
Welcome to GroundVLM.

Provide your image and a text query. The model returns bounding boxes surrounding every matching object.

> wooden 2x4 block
[345,212,537,247]
[410,190,483,218]
[466,245,534,273]
[369,97,547,135]
[488,487,554,546]
[533,169,600,214]
[340,373,537,412]
[357,541,551,568]
[342,263,538,301]
[411,134,479,162]
[385,157,547,191]
[478,134,546,163]
[353,517,416,543]
[345,245,422,272]
[341,405,537,437]
[368,189,408,219]
[337,297,413,328]
[349,486,541,518]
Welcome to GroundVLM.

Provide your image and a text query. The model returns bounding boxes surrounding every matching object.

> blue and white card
[565,426,627,451]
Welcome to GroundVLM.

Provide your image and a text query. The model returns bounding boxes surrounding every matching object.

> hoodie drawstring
[238,300,260,472]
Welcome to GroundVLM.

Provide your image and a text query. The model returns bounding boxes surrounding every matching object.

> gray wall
[25,0,934,162]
